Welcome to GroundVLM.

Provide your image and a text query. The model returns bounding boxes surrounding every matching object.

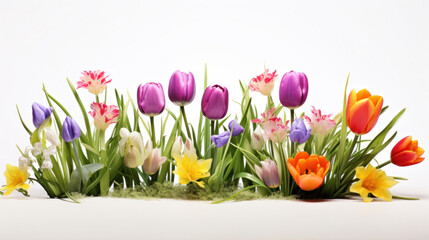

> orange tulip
[287,151,330,191]
[391,136,425,166]
[346,89,383,135]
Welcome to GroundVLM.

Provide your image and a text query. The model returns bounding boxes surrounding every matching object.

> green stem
[180,106,192,139]
[99,130,109,196]
[71,141,85,192]
[340,134,359,173]
[96,95,100,103]
[278,142,289,196]
[150,116,156,147]
[290,109,295,156]
[377,160,391,169]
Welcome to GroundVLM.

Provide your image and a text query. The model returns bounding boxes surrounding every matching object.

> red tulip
[391,136,425,166]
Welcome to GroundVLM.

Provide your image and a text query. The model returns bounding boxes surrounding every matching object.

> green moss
[109,182,296,202]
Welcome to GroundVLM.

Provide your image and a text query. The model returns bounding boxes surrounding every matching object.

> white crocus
[45,127,61,147]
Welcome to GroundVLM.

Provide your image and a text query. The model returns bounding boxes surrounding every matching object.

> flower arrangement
[1,66,425,203]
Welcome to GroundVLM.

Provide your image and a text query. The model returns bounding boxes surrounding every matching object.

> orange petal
[298,174,324,191]
[294,151,309,161]
[356,89,372,101]
[287,161,300,184]
[346,90,357,124]
[416,147,425,158]
[411,140,418,151]
[324,161,330,176]
[364,95,383,133]
[391,136,412,157]
[348,99,372,134]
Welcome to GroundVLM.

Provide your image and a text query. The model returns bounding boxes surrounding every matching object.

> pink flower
[262,117,290,143]
[89,102,119,130]
[304,106,336,137]
[249,69,278,96]
[252,108,276,124]
[77,70,112,95]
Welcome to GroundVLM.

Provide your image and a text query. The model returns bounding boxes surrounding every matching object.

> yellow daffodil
[172,153,212,188]
[1,164,30,196]
[350,164,398,202]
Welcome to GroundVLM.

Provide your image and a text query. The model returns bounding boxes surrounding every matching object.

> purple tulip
[201,85,228,120]
[279,71,309,109]
[228,120,244,136]
[137,82,165,116]
[255,159,280,188]
[211,131,231,148]
[62,116,81,142]
[32,102,53,128]
[168,70,196,106]
[289,118,311,144]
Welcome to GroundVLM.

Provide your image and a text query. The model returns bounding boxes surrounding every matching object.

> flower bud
[211,131,231,148]
[119,128,147,168]
[228,120,244,136]
[346,89,383,135]
[391,136,425,167]
[289,118,311,144]
[168,70,196,106]
[201,85,228,120]
[183,138,196,157]
[137,82,165,116]
[251,126,264,150]
[32,102,53,128]
[62,116,81,143]
[46,127,61,146]
[143,148,167,175]
[171,136,183,157]
[255,159,280,188]
[279,71,308,109]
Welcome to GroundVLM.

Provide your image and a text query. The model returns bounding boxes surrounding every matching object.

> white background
[1,0,428,239]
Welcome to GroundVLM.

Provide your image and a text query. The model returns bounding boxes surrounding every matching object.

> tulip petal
[348,99,372,134]
[364,95,383,133]
[287,161,300,184]
[392,150,417,166]
[346,90,357,124]
[294,151,309,161]
[391,136,412,157]
[298,174,323,191]
[356,89,372,101]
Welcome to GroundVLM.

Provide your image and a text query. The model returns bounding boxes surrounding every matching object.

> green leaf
[81,143,100,156]
[234,172,271,192]
[16,105,32,135]
[70,163,104,193]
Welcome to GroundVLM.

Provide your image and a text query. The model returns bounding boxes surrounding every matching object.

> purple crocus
[211,131,231,148]
[137,82,166,116]
[201,85,228,120]
[62,116,81,142]
[279,71,308,109]
[168,70,196,106]
[289,118,311,144]
[228,120,244,136]
[32,102,53,128]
